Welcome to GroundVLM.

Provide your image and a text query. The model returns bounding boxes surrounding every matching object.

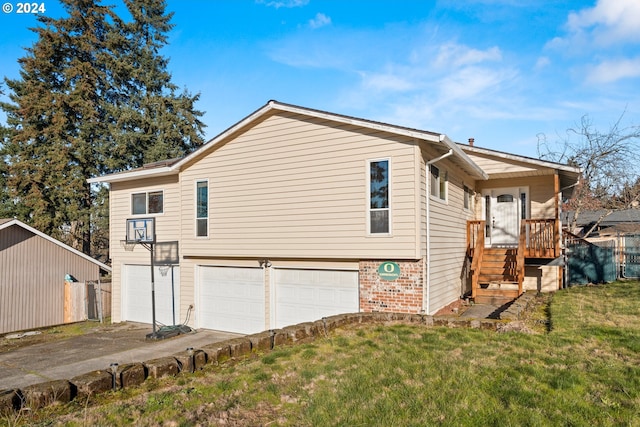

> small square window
[131,191,163,215]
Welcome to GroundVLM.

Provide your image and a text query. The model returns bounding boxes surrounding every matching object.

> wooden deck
[467,219,560,304]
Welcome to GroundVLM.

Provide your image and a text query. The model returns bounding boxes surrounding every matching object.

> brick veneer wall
[359,260,424,313]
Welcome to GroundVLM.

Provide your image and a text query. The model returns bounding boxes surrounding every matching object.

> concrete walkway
[459,304,503,319]
[0,323,240,390]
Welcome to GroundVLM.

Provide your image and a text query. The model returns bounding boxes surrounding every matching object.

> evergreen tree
[106,0,204,170]
[1,0,115,252]
[1,0,205,254]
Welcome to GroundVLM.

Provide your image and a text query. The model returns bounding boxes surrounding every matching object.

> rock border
[0,311,515,415]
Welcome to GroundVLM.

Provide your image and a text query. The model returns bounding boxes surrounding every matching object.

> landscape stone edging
[0,311,506,414]
[500,291,537,320]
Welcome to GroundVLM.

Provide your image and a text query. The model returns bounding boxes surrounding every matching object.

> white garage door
[274,268,359,328]
[198,266,265,334]
[123,265,180,326]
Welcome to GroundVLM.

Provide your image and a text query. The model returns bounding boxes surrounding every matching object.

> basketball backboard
[126,218,156,244]
[154,241,179,265]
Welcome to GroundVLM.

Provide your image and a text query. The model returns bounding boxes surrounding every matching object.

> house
[89,101,581,334]
[0,218,112,334]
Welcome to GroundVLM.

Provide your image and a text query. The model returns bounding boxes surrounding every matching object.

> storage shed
[0,219,111,334]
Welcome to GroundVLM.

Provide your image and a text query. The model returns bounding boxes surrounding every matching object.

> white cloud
[309,13,331,29]
[549,0,640,50]
[535,56,551,71]
[586,57,640,83]
[360,72,414,92]
[434,43,502,68]
[437,66,517,104]
[567,0,640,45]
[256,0,309,9]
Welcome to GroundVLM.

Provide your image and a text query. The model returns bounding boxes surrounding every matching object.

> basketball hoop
[121,240,136,252]
[159,265,170,277]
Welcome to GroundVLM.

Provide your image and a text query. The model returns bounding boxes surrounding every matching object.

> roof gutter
[424,147,454,315]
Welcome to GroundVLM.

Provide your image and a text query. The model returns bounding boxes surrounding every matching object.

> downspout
[424,145,454,315]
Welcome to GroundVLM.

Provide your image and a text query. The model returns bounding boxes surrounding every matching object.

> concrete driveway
[0,323,240,390]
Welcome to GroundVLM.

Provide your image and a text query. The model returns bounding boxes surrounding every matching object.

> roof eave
[87,166,176,184]
[440,135,489,180]
[460,143,582,175]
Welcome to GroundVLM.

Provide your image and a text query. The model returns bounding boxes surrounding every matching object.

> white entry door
[485,188,522,246]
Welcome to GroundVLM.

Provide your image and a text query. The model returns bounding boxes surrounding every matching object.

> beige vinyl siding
[476,175,556,219]
[179,112,420,260]
[422,146,477,313]
[0,225,100,334]
[465,152,547,177]
[109,175,181,322]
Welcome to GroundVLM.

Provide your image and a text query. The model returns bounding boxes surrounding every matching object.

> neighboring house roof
[598,223,640,235]
[0,218,112,272]
[568,209,640,227]
[88,100,489,184]
[459,144,582,197]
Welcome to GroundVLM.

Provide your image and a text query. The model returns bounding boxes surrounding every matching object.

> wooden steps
[475,247,520,305]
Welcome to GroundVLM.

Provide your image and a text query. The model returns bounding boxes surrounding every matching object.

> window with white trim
[369,159,389,234]
[131,191,163,215]
[464,185,471,209]
[196,180,208,237]
[430,165,447,201]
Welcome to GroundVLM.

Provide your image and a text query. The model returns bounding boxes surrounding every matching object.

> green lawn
[7,282,640,426]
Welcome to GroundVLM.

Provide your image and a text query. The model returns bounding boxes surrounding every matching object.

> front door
[484,188,523,246]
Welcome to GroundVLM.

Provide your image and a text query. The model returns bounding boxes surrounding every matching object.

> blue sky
[1,0,639,158]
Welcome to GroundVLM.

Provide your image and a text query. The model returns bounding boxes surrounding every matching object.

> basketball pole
[150,242,157,338]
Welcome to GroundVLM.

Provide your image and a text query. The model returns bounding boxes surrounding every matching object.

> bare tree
[538,112,640,237]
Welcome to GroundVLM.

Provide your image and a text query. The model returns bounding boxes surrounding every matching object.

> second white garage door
[274,268,359,328]
[198,266,265,334]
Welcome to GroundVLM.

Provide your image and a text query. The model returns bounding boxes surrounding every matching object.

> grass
[4,281,640,426]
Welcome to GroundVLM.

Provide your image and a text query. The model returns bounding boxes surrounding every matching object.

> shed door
[197,266,265,334]
[274,268,359,328]
[123,265,180,326]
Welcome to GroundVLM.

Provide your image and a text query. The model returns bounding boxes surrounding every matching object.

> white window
[464,185,471,210]
[430,165,447,201]
[196,180,208,237]
[131,191,163,215]
[368,159,390,234]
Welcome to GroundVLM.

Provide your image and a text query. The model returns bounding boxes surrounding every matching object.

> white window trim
[130,189,165,216]
[463,184,472,211]
[195,179,209,238]
[429,165,448,203]
[366,158,392,237]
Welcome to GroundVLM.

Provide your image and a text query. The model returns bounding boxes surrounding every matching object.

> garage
[123,264,180,326]
[274,268,359,328]
[197,266,265,334]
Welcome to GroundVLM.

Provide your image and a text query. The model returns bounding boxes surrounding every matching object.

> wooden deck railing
[467,220,485,301]
[466,220,485,258]
[523,219,559,258]
[516,222,526,295]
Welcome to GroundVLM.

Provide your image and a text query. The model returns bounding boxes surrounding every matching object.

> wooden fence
[64,280,112,324]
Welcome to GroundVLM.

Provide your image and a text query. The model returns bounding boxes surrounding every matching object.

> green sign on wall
[378,261,401,281]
